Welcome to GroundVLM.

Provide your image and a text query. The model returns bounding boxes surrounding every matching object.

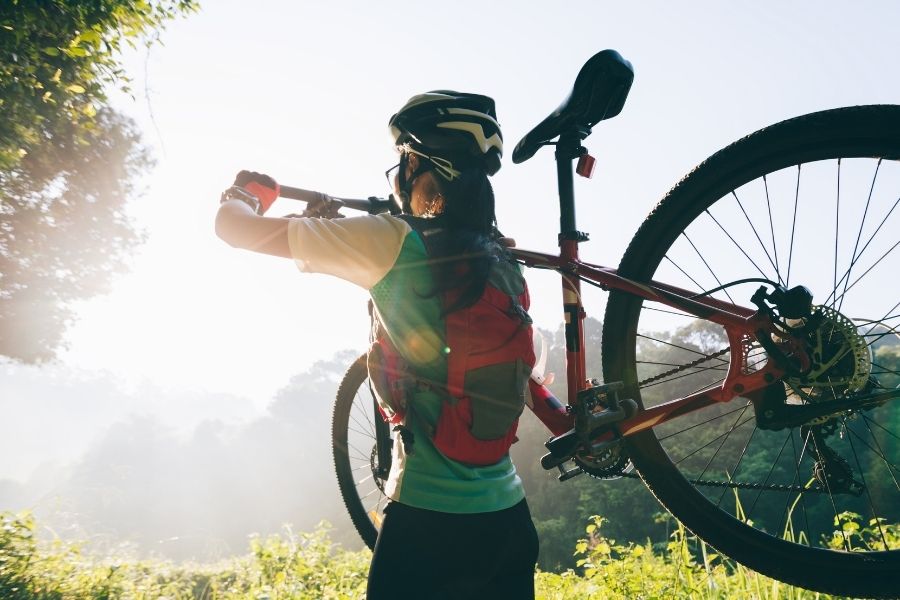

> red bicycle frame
[512,245,791,438]
[511,133,804,444]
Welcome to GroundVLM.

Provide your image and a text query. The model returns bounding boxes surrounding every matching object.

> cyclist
[216,91,539,599]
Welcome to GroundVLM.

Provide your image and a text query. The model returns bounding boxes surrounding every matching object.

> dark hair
[421,167,507,315]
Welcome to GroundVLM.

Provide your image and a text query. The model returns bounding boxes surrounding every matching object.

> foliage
[4,511,889,599]
[0,0,197,362]
[0,0,197,169]
[0,512,370,599]
[534,515,883,600]
[0,109,151,361]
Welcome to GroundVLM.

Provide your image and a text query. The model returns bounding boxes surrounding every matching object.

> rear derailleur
[541,381,638,482]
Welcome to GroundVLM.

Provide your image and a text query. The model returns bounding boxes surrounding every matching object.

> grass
[1,511,894,599]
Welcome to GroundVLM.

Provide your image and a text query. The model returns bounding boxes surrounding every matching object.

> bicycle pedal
[557,463,584,482]
[541,429,579,470]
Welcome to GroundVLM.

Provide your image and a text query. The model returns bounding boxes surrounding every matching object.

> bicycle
[279,50,900,598]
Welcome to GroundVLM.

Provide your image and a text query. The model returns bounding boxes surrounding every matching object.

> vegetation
[0,0,197,361]
[2,510,887,599]
[0,0,197,169]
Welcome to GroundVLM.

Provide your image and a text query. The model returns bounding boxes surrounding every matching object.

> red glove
[233,170,280,214]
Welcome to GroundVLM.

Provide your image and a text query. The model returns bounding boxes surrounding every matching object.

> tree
[0,110,151,361]
[0,0,197,169]
[0,0,197,361]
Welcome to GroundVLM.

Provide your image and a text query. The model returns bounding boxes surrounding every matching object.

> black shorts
[367,498,539,600]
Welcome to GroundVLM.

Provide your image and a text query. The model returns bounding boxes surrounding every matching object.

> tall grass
[1,511,893,599]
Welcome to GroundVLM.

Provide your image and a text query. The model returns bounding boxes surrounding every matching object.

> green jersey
[288,214,525,513]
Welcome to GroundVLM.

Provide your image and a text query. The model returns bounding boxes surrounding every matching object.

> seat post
[555,132,583,244]
[555,130,590,405]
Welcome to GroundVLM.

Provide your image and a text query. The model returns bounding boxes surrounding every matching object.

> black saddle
[512,50,634,164]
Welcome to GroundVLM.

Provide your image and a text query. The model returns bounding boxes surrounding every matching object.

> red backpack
[367,241,536,466]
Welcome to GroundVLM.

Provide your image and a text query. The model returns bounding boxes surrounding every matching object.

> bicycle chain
[637,347,731,387]
[616,470,829,493]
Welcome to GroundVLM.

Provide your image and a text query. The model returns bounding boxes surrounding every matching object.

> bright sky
[55,0,900,404]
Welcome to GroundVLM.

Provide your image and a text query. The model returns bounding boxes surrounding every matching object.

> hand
[233,170,280,214]
[302,194,344,219]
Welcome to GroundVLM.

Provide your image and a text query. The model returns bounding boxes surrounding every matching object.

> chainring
[574,439,633,479]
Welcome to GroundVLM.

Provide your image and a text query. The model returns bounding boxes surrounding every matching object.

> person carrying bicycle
[216,91,540,599]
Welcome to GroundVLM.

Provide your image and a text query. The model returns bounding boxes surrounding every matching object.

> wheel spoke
[348,412,375,438]
[355,388,376,430]
[824,192,900,308]
[833,238,900,307]
[836,159,883,313]
[705,206,770,280]
[786,165,801,288]
[848,418,900,480]
[832,160,841,311]
[843,418,891,549]
[745,431,793,521]
[681,231,737,304]
[733,190,782,279]
[809,433,851,551]
[643,303,695,319]
[715,421,759,508]
[663,255,707,293]
[672,415,755,466]
[657,403,755,442]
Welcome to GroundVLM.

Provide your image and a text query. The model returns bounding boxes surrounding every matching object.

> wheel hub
[784,305,872,410]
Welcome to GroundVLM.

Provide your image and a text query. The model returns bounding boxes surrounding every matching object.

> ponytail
[421,167,508,315]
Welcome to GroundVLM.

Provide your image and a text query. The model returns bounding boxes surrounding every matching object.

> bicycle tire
[332,354,388,550]
[602,105,900,597]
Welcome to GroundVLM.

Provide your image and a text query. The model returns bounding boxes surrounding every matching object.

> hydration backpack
[367,224,536,466]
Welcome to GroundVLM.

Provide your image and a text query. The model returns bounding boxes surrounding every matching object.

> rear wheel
[602,105,900,597]
[332,354,390,550]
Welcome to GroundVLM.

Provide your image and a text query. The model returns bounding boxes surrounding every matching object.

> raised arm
[215,171,292,258]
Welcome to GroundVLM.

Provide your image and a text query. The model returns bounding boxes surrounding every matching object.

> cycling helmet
[389,90,503,178]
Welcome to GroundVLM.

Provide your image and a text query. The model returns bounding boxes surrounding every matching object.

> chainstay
[628,345,830,493]
[638,347,731,387]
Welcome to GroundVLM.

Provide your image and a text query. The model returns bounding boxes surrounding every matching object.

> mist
[0,349,367,561]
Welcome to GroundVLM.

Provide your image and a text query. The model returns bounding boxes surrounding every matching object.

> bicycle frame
[511,245,786,437]
[514,132,796,444]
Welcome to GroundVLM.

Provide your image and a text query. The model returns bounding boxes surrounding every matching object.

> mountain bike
[280,50,900,598]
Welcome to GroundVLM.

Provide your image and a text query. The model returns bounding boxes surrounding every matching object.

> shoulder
[289,212,412,237]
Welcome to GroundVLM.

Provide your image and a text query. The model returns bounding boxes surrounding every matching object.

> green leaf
[80,30,101,44]
[42,47,60,56]
[66,84,86,94]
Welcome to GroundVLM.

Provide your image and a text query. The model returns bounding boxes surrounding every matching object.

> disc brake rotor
[784,305,872,408]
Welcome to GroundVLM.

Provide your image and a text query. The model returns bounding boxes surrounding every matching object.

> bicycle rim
[602,105,900,597]
[332,354,389,550]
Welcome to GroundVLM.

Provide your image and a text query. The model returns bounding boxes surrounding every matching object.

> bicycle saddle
[512,50,634,164]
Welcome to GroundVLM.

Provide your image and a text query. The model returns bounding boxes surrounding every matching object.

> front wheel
[603,105,900,598]
[332,354,390,550]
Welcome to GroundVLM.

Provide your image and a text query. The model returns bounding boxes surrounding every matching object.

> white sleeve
[287,214,412,290]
